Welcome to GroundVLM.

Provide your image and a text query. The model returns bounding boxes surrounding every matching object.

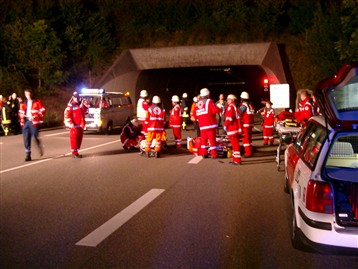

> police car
[65,88,134,134]
[284,62,358,252]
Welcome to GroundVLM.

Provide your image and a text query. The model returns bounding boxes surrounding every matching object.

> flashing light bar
[81,88,105,94]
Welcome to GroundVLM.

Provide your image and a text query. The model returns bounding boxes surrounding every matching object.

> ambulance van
[65,88,134,134]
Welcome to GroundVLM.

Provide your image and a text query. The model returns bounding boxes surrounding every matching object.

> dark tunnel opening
[136,65,271,110]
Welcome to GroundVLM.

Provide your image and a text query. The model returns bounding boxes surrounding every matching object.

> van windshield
[82,96,102,108]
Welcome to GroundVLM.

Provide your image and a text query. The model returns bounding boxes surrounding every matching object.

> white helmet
[152,95,161,104]
[182,92,188,98]
[193,96,198,102]
[200,88,210,97]
[171,95,180,103]
[240,91,249,99]
[140,90,148,98]
[227,94,237,101]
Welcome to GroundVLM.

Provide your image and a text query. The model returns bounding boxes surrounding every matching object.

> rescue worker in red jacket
[169,95,182,148]
[65,92,88,158]
[260,100,275,145]
[137,89,150,136]
[224,94,242,165]
[294,89,314,126]
[18,89,46,161]
[145,96,166,153]
[120,118,141,150]
[193,88,221,158]
[239,91,255,157]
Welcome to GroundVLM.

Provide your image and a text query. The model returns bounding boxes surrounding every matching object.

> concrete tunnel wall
[94,42,295,108]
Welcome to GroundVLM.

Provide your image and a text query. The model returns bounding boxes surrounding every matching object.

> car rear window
[330,71,358,120]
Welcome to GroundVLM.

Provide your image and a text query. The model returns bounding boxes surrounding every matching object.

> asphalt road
[1,127,358,269]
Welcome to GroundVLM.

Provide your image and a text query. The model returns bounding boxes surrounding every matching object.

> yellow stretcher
[275,122,301,171]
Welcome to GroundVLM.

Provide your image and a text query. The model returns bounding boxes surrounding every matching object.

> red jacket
[65,101,87,128]
[224,102,242,136]
[169,103,182,128]
[262,107,275,128]
[194,98,220,130]
[294,97,313,123]
[146,104,166,132]
[18,99,46,127]
[240,101,255,128]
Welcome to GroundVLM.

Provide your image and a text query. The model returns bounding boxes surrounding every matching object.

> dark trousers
[22,120,40,155]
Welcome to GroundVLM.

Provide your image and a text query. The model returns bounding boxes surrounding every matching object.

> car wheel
[105,122,113,135]
[291,208,304,250]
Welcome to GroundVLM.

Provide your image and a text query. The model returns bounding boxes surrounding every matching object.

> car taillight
[306,180,333,214]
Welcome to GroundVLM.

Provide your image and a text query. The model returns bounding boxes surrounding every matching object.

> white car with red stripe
[284,62,358,252]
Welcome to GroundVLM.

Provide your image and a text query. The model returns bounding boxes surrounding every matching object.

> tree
[23,20,64,91]
[335,0,358,62]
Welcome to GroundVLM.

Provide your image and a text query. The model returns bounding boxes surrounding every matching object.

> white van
[65,88,134,134]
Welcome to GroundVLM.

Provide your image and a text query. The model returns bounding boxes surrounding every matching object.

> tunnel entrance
[136,65,269,110]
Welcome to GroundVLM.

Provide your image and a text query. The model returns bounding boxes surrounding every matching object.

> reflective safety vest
[169,103,182,128]
[240,102,254,128]
[18,99,46,127]
[146,105,166,132]
[194,98,220,130]
[224,102,242,136]
[137,98,147,121]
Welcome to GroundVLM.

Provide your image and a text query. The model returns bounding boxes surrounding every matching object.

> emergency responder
[181,92,190,130]
[224,94,242,165]
[137,89,150,136]
[260,100,275,145]
[216,93,227,135]
[1,95,13,136]
[190,95,200,137]
[9,93,21,134]
[18,89,46,161]
[193,88,221,158]
[120,118,141,150]
[294,89,314,126]
[169,95,182,148]
[239,91,255,157]
[145,96,166,155]
[65,92,88,158]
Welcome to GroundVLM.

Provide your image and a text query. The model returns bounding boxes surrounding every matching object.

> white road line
[76,188,165,247]
[188,155,203,164]
[0,140,121,175]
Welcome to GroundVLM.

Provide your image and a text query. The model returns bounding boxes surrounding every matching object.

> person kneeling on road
[120,118,141,150]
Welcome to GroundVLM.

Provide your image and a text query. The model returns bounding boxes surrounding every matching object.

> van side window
[120,97,130,105]
[111,96,121,106]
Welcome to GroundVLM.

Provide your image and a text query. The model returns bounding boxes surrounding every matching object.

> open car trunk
[325,134,358,227]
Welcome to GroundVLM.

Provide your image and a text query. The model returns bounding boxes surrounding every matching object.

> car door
[286,127,309,185]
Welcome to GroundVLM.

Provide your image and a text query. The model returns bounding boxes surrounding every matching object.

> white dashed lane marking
[76,188,165,247]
